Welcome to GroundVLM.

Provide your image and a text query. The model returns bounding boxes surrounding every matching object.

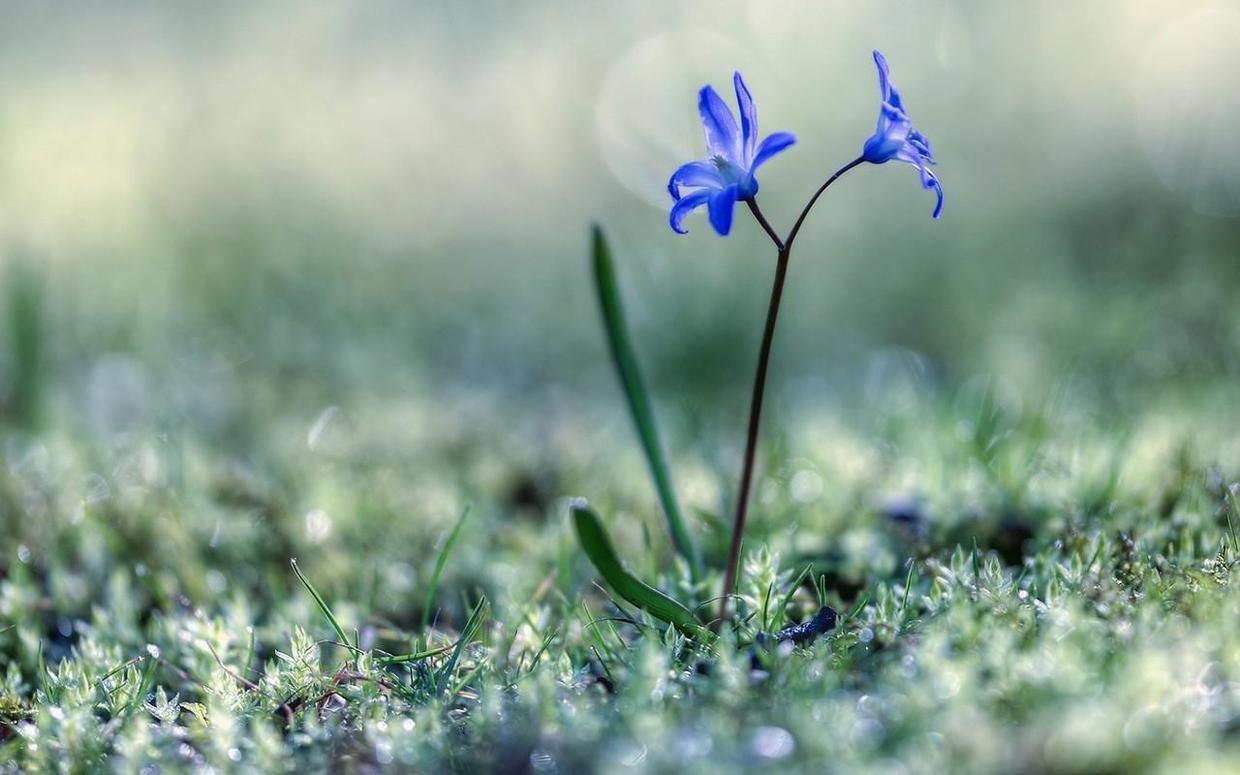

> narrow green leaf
[971,538,982,596]
[37,641,51,699]
[378,642,455,666]
[6,258,46,429]
[526,627,559,672]
[124,657,159,719]
[437,596,486,691]
[591,225,702,582]
[448,655,489,699]
[1225,487,1240,557]
[578,601,618,664]
[776,563,815,630]
[900,559,916,615]
[243,626,256,679]
[290,558,356,664]
[571,500,711,641]
[423,505,473,630]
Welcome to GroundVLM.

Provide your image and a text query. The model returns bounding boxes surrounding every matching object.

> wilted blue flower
[861,50,943,219]
[668,73,796,236]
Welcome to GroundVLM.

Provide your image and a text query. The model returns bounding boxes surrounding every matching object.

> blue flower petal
[890,148,945,219]
[752,131,797,171]
[667,161,725,200]
[873,51,891,101]
[908,129,934,162]
[707,185,739,235]
[668,71,798,237]
[861,51,942,219]
[698,85,741,162]
[734,72,758,166]
[921,167,944,219]
[873,50,904,111]
[864,102,911,163]
[669,188,712,234]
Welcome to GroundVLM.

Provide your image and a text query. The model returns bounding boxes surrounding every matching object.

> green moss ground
[2,374,1238,772]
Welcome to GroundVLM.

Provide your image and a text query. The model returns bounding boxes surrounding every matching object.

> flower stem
[785,157,866,251]
[717,159,865,627]
[717,243,790,625]
[745,198,784,251]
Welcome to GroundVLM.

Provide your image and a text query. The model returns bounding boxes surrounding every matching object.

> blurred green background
[1,0,1238,444]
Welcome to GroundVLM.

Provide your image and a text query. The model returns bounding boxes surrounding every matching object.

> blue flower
[668,73,797,236]
[861,50,943,219]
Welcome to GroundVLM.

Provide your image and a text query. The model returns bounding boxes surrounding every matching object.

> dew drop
[750,726,795,761]
[307,406,339,450]
[790,469,823,503]
[529,749,556,772]
[305,509,332,543]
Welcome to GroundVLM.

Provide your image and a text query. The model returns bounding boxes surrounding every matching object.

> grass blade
[423,506,473,630]
[6,258,45,429]
[775,563,815,630]
[591,225,702,582]
[526,627,559,672]
[290,558,356,664]
[436,596,486,692]
[124,657,159,718]
[1225,486,1240,557]
[571,500,710,641]
[378,642,456,666]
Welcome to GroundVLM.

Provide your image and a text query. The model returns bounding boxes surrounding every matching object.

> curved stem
[719,157,866,626]
[717,244,789,626]
[784,157,866,251]
[745,198,784,251]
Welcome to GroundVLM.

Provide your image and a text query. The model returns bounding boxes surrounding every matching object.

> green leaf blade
[423,505,473,630]
[591,225,702,582]
[290,558,356,664]
[571,500,711,642]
